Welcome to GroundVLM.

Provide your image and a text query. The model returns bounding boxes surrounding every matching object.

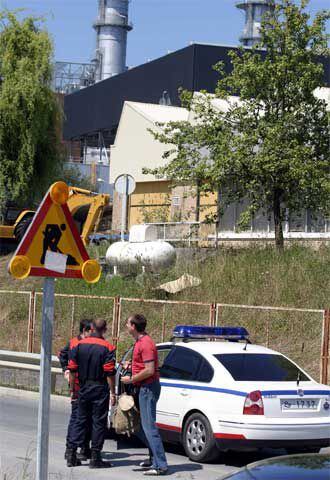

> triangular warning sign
[8,182,101,283]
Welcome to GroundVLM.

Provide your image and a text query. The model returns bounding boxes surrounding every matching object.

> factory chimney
[236,1,275,46]
[93,0,133,82]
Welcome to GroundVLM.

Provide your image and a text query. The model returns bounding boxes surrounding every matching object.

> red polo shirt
[132,334,159,385]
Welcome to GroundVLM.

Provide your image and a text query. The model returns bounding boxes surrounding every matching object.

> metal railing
[144,222,216,246]
[143,221,330,246]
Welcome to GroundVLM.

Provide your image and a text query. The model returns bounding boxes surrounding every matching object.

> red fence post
[320,309,330,384]
[112,296,121,352]
[209,303,216,327]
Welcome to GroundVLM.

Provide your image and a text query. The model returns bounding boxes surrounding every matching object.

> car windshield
[214,353,310,382]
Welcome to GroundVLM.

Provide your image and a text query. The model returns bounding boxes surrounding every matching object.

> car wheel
[14,215,33,243]
[182,412,218,463]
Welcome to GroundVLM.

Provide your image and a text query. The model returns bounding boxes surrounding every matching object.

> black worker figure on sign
[41,223,78,266]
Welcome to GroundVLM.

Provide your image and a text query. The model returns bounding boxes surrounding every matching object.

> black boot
[89,450,112,469]
[77,446,92,461]
[64,447,69,460]
[66,448,81,468]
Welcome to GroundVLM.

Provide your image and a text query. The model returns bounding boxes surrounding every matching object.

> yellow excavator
[0,187,111,254]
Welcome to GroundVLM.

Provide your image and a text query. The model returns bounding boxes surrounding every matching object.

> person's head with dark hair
[92,318,107,337]
[79,319,92,334]
[126,314,147,338]
[79,319,92,338]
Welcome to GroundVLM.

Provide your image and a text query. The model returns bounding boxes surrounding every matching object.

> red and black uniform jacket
[58,335,82,400]
[67,334,116,386]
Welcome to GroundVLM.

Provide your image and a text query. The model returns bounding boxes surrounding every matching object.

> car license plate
[281,399,318,410]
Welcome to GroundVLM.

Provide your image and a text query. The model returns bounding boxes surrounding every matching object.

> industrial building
[110,92,330,241]
[62,0,330,241]
[63,1,284,150]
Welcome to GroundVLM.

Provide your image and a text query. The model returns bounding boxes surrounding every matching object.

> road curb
[0,386,70,408]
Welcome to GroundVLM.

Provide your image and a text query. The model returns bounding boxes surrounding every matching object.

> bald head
[92,318,107,336]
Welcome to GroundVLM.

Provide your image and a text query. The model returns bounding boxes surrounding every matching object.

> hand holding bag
[113,392,140,436]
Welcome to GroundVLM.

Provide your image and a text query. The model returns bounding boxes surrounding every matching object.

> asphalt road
[0,387,327,480]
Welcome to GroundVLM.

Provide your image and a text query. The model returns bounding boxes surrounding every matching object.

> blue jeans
[139,381,168,470]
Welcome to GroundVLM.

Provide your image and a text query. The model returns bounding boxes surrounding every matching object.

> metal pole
[112,296,120,348]
[161,304,166,342]
[70,297,75,338]
[121,175,128,241]
[35,277,55,480]
[320,309,330,384]
[27,290,36,353]
[215,188,221,249]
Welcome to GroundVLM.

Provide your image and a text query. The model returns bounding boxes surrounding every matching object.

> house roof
[127,101,189,124]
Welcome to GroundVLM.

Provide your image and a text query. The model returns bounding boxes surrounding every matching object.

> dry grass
[0,245,329,381]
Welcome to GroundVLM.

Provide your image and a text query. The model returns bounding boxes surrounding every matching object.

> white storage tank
[129,224,158,243]
[106,241,176,273]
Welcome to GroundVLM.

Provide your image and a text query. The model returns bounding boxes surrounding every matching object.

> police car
[118,325,330,463]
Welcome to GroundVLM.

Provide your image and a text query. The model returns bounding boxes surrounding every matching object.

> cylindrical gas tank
[106,241,176,272]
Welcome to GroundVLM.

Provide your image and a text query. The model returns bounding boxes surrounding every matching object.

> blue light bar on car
[173,325,249,340]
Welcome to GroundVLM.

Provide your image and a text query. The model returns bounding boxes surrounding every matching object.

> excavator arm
[67,188,110,246]
[0,187,111,252]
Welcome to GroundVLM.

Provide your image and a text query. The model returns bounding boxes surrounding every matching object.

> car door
[157,346,204,431]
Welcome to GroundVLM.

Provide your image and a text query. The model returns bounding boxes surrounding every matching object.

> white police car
[119,325,330,463]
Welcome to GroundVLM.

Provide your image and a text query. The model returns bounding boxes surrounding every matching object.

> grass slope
[0,245,329,381]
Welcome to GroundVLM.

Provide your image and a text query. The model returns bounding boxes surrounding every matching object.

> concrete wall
[0,364,68,396]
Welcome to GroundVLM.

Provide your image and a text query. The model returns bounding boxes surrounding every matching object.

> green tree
[58,163,97,192]
[0,10,62,220]
[145,0,330,249]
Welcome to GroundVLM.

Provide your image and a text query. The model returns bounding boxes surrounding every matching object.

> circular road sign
[114,174,136,195]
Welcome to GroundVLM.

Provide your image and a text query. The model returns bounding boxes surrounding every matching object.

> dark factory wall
[63,43,330,141]
[64,45,196,140]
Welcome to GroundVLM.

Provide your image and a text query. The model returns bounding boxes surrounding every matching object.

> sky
[2,0,329,68]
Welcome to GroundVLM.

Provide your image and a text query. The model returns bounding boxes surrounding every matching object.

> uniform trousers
[68,383,109,452]
[66,400,92,450]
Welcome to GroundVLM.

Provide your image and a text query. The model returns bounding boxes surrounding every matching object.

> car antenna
[297,370,301,387]
[243,338,248,351]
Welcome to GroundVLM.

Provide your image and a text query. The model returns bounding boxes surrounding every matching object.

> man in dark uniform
[67,318,116,468]
[58,319,92,463]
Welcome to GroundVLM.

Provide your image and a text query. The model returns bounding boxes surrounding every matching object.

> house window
[172,196,180,207]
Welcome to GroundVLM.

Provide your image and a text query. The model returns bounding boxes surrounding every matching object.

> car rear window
[214,354,310,381]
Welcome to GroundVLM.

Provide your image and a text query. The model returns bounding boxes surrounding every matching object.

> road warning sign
[8,182,101,283]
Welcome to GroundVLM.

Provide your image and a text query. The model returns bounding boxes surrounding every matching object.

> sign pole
[121,174,128,241]
[114,174,135,242]
[7,182,101,479]
[35,277,55,480]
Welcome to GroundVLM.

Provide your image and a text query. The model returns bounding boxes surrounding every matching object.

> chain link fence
[0,290,32,352]
[116,297,213,358]
[216,304,327,383]
[32,292,115,356]
[0,290,328,384]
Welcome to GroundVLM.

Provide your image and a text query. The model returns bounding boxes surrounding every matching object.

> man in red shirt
[121,314,168,476]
